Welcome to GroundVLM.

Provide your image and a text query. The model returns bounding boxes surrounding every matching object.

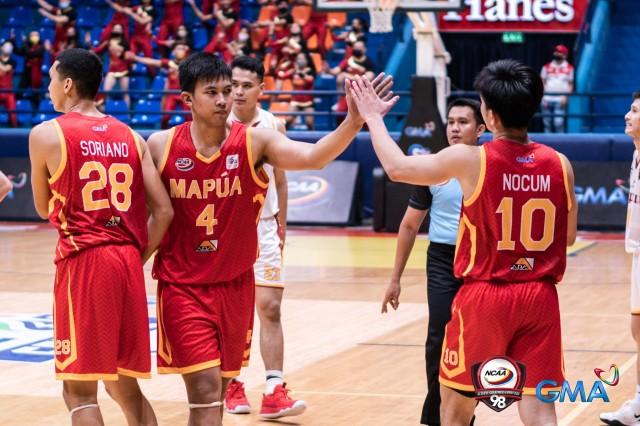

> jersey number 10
[496,197,556,252]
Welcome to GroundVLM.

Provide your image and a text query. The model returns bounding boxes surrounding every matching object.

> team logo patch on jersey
[105,216,121,227]
[196,240,218,252]
[516,153,535,164]
[91,124,108,132]
[511,257,535,271]
[226,154,239,170]
[176,158,194,172]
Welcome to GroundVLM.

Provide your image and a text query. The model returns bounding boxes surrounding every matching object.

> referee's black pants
[421,241,463,426]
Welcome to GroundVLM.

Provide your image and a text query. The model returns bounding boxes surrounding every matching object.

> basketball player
[223,55,306,418]
[28,48,173,425]
[381,98,485,426]
[147,52,393,426]
[600,92,640,426]
[350,59,577,425]
[0,170,11,202]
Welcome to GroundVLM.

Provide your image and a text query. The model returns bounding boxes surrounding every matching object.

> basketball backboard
[313,0,462,12]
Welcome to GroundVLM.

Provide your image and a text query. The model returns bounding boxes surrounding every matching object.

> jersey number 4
[496,197,556,251]
[79,162,133,212]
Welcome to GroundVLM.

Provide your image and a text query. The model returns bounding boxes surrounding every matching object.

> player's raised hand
[381,280,401,314]
[345,72,394,126]
[349,75,400,123]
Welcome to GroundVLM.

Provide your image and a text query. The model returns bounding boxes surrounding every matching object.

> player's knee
[187,376,222,403]
[104,380,141,401]
[259,297,282,322]
[62,383,97,408]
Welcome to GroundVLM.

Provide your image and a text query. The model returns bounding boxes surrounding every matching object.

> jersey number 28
[79,162,133,212]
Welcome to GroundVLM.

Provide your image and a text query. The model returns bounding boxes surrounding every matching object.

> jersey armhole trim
[463,145,486,207]
[158,127,176,175]
[246,127,270,189]
[48,119,68,185]
[557,151,573,211]
[128,127,143,161]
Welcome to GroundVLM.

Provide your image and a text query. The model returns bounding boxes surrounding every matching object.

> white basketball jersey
[229,108,280,218]
[626,150,640,253]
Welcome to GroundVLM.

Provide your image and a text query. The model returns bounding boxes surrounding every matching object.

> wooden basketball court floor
[0,223,635,425]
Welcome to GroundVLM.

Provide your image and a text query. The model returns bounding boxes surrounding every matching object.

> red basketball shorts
[156,268,255,378]
[439,280,564,396]
[54,244,151,381]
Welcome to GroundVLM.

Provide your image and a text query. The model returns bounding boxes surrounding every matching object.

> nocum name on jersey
[503,174,551,192]
[170,175,243,199]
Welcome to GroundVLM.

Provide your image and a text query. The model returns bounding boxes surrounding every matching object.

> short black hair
[447,98,484,126]
[179,52,231,93]
[473,59,543,129]
[633,92,640,101]
[231,55,265,82]
[55,48,103,100]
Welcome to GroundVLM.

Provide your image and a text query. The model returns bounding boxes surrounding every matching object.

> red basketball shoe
[224,379,251,414]
[259,383,307,419]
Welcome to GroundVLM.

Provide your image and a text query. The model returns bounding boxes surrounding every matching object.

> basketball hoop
[365,0,398,33]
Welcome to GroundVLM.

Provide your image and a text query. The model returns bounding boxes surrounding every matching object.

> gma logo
[536,380,609,403]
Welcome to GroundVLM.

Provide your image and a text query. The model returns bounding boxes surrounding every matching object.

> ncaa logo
[480,358,518,389]
[176,158,194,172]
[472,356,526,412]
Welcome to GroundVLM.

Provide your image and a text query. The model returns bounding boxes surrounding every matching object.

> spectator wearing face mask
[540,44,574,133]
[229,26,254,58]
[37,0,77,50]
[102,0,131,43]
[329,40,374,123]
[0,42,17,127]
[12,30,46,109]
[93,24,132,107]
[126,42,191,128]
[287,52,316,130]
[157,24,193,54]
[339,17,367,58]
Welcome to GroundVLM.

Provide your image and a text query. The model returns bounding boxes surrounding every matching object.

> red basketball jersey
[152,121,269,284]
[454,139,571,284]
[48,112,148,263]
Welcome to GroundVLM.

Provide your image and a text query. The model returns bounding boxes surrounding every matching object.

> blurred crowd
[0,0,377,129]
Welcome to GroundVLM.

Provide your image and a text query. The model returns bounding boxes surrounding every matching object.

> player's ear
[476,124,486,138]
[63,77,73,95]
[181,91,193,107]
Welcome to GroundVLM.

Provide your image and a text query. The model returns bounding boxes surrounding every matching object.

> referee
[381,98,485,426]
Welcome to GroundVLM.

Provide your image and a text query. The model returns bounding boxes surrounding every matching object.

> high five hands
[346,74,401,125]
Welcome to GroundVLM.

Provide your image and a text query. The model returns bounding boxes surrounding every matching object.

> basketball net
[365,0,398,33]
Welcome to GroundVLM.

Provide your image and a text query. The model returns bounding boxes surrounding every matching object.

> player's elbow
[386,165,408,183]
[34,203,48,219]
[567,230,577,247]
[157,204,174,225]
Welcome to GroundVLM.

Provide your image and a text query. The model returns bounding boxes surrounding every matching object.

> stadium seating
[130,99,162,128]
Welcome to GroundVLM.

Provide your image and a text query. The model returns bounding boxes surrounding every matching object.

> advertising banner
[439,0,589,33]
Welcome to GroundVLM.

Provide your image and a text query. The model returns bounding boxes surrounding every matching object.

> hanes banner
[439,0,589,33]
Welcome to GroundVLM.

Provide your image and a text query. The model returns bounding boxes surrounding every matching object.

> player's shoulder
[147,127,177,163]
[29,119,58,146]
